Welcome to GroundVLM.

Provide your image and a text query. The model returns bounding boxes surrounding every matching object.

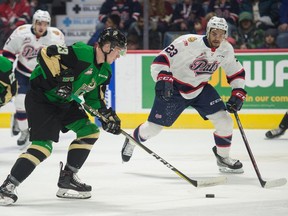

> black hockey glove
[0,80,17,107]
[155,71,174,101]
[98,107,121,135]
[55,69,74,99]
[226,88,247,113]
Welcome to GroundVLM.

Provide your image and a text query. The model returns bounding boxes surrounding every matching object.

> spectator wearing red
[0,0,31,49]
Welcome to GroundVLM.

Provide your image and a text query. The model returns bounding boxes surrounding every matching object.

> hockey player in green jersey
[0,28,127,205]
[0,56,17,108]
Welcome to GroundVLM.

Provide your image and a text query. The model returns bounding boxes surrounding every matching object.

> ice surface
[0,128,287,216]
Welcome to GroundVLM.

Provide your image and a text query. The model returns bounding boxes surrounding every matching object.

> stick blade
[263,178,287,188]
[196,176,227,187]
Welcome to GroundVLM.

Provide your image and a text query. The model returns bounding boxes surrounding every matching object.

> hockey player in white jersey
[2,10,65,147]
[121,16,247,174]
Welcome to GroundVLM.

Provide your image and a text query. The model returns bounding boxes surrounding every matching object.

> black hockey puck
[205,194,215,198]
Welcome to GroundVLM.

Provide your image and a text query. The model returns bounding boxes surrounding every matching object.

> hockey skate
[11,114,20,136]
[56,162,92,199]
[212,146,244,174]
[121,138,136,162]
[17,129,30,148]
[265,127,286,139]
[0,175,18,206]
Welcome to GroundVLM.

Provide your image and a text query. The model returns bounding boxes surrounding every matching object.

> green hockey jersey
[30,42,112,113]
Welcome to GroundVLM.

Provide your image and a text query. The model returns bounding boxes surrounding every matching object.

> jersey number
[56,45,68,55]
[165,45,178,57]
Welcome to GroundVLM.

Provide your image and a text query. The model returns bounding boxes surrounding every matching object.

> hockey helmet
[206,16,228,38]
[32,10,51,27]
[98,28,127,55]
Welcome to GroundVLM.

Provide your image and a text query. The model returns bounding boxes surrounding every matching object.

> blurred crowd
[1,0,288,50]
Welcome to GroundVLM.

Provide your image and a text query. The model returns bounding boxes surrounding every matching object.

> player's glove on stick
[98,107,121,135]
[155,71,174,101]
[226,88,247,113]
[55,69,74,99]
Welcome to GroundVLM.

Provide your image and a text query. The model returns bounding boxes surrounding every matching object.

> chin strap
[100,46,113,62]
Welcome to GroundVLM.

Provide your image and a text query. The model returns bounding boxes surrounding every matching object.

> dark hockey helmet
[98,28,127,54]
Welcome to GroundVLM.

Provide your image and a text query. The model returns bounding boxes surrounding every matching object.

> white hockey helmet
[32,10,51,27]
[206,16,228,38]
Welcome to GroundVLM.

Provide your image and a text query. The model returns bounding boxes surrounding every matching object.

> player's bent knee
[19,140,53,165]
[208,110,233,136]
[67,119,100,139]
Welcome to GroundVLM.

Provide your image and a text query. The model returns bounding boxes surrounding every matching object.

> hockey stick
[234,112,287,188]
[71,94,227,187]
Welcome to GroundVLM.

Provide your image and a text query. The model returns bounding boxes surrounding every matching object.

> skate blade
[0,196,16,206]
[219,167,244,174]
[56,188,91,199]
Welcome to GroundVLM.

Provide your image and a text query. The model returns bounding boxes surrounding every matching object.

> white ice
[0,128,287,216]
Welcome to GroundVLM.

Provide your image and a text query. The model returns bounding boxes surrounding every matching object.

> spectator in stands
[98,0,142,33]
[88,14,121,47]
[148,0,174,35]
[0,0,31,49]
[169,0,205,32]
[231,11,265,49]
[207,0,240,35]
[127,34,140,50]
[165,0,178,10]
[29,0,52,15]
[239,0,279,30]
[261,28,278,49]
[276,0,288,48]
[127,16,162,49]
[191,17,207,35]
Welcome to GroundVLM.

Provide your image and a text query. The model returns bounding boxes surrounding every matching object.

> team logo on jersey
[84,68,93,75]
[75,79,96,95]
[187,37,197,42]
[22,45,43,60]
[190,59,220,75]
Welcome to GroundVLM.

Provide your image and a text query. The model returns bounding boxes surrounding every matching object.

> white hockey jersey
[2,24,65,77]
[151,34,245,100]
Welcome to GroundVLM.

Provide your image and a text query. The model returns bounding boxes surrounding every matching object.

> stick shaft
[71,95,199,186]
[234,112,266,187]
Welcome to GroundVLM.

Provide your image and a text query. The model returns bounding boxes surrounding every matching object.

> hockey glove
[98,107,121,135]
[155,71,174,101]
[226,88,247,113]
[55,69,74,99]
[0,83,17,107]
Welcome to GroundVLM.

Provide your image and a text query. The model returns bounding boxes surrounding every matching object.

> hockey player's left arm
[222,51,247,113]
[37,44,78,98]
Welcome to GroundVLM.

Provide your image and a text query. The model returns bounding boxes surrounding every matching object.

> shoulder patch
[52,30,60,35]
[187,37,197,42]
[18,26,26,31]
